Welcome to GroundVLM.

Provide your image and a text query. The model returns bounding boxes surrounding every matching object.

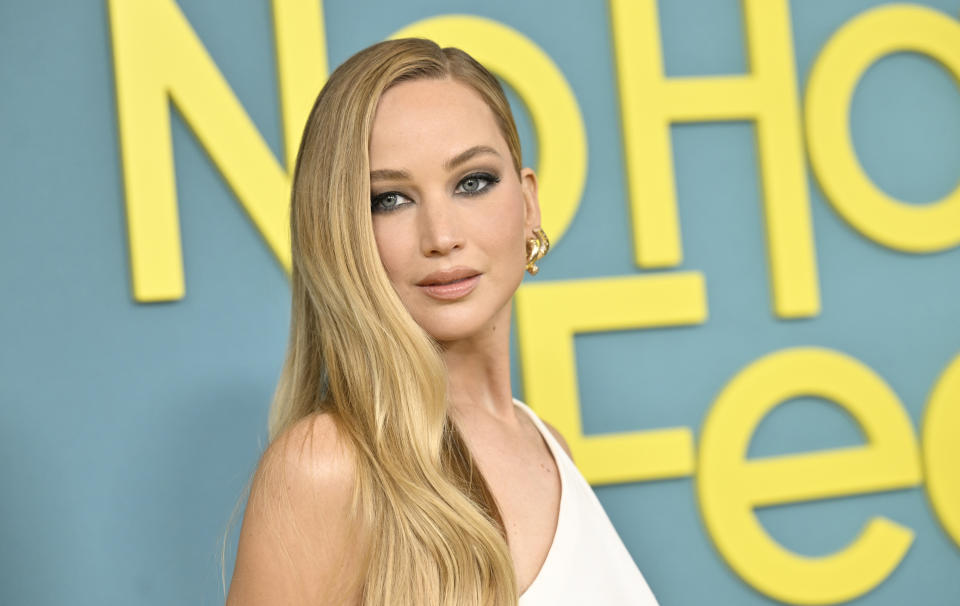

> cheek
[483,198,527,260]
[371,220,409,284]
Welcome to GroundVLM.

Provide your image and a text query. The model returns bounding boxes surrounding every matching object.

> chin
[409,300,510,345]
[417,316,489,344]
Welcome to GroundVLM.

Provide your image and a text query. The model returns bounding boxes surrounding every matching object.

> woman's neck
[441,305,516,422]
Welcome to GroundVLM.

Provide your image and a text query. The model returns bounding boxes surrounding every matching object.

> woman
[226,38,659,605]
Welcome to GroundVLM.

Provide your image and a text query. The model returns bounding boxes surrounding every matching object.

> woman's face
[368,77,540,343]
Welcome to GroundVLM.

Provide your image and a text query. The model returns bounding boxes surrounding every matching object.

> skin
[227,77,572,605]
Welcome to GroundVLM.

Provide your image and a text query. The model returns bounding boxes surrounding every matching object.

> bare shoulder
[542,420,574,461]
[227,411,367,605]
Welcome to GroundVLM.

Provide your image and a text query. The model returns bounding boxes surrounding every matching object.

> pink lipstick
[416,267,481,301]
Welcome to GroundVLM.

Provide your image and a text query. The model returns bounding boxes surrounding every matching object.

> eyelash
[371,172,501,213]
[456,172,501,196]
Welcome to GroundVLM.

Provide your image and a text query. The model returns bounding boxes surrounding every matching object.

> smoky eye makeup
[371,191,413,213]
[370,168,502,213]
[455,171,501,196]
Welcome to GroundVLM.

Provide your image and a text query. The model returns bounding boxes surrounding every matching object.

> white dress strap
[513,400,661,605]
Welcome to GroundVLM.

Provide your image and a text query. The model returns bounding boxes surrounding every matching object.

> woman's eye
[371,192,412,213]
[456,173,500,195]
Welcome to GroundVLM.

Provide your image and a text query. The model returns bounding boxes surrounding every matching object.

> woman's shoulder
[227,411,366,605]
[250,410,360,512]
[263,410,358,484]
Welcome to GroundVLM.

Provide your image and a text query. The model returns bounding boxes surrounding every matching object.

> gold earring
[525,227,550,275]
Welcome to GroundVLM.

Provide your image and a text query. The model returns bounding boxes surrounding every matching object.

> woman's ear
[519,167,541,231]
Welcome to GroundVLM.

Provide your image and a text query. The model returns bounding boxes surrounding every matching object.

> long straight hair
[268,38,525,605]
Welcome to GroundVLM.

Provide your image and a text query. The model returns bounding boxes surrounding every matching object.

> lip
[416,267,482,301]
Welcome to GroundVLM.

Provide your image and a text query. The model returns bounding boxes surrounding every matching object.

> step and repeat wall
[2,0,959,604]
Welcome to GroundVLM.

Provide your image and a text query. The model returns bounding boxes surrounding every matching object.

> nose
[418,194,464,257]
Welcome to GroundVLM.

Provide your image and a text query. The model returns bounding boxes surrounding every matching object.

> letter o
[805,6,960,252]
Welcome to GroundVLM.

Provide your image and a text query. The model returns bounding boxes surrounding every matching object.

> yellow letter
[609,0,819,318]
[923,351,960,548]
[805,5,960,253]
[390,16,587,246]
[107,0,327,301]
[698,347,922,604]
[515,273,706,484]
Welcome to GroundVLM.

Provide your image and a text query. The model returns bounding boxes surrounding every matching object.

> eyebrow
[369,145,502,183]
[369,168,410,183]
[444,145,501,171]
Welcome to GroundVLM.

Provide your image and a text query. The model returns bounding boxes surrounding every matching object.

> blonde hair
[268,38,525,604]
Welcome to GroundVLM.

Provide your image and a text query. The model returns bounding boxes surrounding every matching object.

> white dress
[514,400,661,605]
